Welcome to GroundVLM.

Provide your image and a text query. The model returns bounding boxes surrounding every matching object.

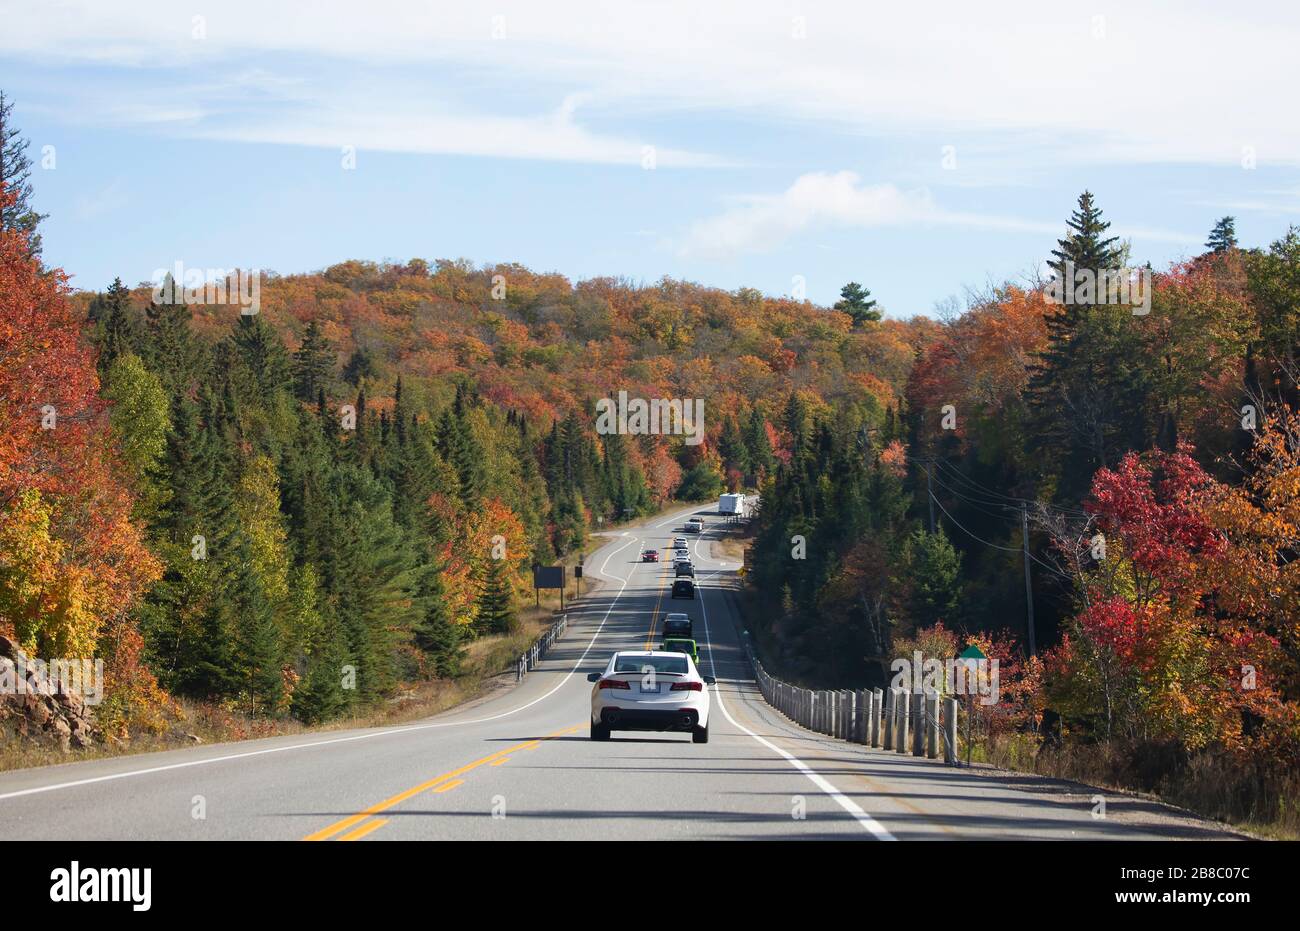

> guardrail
[743,641,961,766]
[515,613,568,682]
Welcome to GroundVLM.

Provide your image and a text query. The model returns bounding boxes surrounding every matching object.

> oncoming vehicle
[685,517,704,533]
[661,637,699,664]
[661,613,692,639]
[587,650,714,742]
[671,578,695,599]
[641,548,659,562]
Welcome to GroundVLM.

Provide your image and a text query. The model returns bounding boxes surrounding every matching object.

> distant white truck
[718,493,745,516]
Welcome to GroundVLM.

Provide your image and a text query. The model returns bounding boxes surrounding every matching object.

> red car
[642,549,660,562]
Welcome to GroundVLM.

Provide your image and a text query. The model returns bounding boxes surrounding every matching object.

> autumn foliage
[0,188,163,730]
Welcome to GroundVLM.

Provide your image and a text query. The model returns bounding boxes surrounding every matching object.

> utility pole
[1021,502,1036,656]
[926,462,936,534]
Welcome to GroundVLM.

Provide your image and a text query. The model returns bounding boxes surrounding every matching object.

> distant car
[671,578,695,600]
[673,550,691,562]
[641,549,659,562]
[673,537,688,549]
[685,518,703,533]
[674,562,694,578]
[588,650,714,742]
[662,637,699,663]
[662,614,693,639]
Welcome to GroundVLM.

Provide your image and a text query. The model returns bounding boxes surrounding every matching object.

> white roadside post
[871,688,884,747]
[912,689,925,756]
[925,688,940,759]
[896,690,910,754]
[942,697,958,765]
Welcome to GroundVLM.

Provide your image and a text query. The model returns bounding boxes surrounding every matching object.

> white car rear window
[613,655,688,675]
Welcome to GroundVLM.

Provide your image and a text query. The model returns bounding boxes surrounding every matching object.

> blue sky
[3,1,1298,317]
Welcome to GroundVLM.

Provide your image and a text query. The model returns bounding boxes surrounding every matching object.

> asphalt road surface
[0,503,1240,840]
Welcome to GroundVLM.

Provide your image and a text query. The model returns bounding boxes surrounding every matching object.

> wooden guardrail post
[925,689,940,759]
[896,690,910,754]
[912,689,925,756]
[942,697,958,765]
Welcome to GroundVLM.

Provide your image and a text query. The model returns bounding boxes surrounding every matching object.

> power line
[926,477,1075,582]
[928,491,1023,553]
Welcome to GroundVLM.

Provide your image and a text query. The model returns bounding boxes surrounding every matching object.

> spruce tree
[1027,191,1145,501]
[293,320,335,401]
[1206,216,1238,254]
[0,90,47,255]
[477,556,516,636]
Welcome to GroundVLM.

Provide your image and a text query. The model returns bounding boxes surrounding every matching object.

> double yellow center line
[303,723,584,841]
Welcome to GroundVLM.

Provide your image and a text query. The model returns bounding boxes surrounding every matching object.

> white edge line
[697,536,896,841]
[0,536,642,804]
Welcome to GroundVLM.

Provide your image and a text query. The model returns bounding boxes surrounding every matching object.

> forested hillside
[746,199,1300,829]
[2,115,1298,828]
[3,187,931,736]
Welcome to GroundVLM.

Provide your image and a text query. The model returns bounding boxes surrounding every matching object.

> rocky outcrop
[0,635,97,751]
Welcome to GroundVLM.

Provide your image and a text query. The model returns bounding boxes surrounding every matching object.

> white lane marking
[696,554,896,841]
[0,535,642,804]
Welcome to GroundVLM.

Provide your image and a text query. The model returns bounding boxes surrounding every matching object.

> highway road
[0,503,1240,840]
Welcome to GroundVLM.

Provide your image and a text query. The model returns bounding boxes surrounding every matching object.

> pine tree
[1206,216,1238,254]
[230,313,293,401]
[414,570,463,676]
[142,277,206,396]
[718,413,750,481]
[833,281,881,325]
[743,408,775,482]
[1027,191,1145,501]
[477,555,516,635]
[94,278,137,372]
[0,91,47,256]
[896,527,963,631]
[293,319,335,401]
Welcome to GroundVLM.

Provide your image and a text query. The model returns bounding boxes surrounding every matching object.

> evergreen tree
[142,277,206,396]
[293,319,335,401]
[833,281,881,325]
[718,413,750,481]
[1027,191,1146,501]
[0,90,47,255]
[342,346,377,386]
[1206,216,1238,254]
[743,408,775,482]
[413,571,463,676]
[93,278,137,372]
[229,312,293,401]
[476,556,515,636]
[895,527,963,631]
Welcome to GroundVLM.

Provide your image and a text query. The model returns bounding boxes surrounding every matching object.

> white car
[588,650,714,743]
[685,518,703,533]
[673,537,688,549]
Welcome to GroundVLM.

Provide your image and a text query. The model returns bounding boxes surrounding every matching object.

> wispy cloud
[4,1,1300,168]
[673,171,1199,259]
[75,179,128,220]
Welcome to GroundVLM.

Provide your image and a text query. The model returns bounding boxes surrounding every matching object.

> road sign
[532,564,566,609]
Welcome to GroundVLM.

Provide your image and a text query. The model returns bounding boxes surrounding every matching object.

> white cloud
[2,1,1299,168]
[75,178,129,220]
[674,171,1201,258]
